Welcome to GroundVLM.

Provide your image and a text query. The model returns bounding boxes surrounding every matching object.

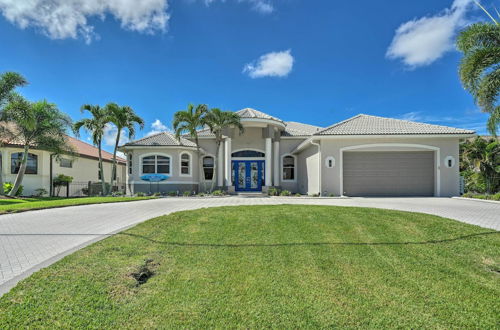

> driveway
[0,197,498,295]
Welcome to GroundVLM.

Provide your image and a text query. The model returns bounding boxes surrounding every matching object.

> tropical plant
[106,103,144,189]
[456,2,500,135]
[204,108,244,191]
[53,174,73,196]
[3,182,22,196]
[0,72,28,194]
[74,104,110,195]
[1,95,73,196]
[173,104,208,191]
[34,188,48,197]
[460,136,500,193]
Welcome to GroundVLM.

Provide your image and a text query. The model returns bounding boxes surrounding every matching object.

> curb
[452,196,500,205]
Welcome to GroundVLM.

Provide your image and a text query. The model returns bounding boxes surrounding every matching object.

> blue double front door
[232,160,265,192]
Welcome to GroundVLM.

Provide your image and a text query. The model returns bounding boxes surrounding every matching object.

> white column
[224,138,232,186]
[265,138,272,186]
[273,141,280,186]
[217,144,224,187]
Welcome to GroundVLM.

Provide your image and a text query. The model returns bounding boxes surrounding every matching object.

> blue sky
[0,0,493,154]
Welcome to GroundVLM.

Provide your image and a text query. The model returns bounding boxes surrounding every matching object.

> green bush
[3,182,23,196]
[168,191,177,197]
[212,190,225,196]
[267,187,280,196]
[136,192,146,197]
[329,193,335,197]
[152,192,161,197]
[183,191,191,197]
[34,188,48,197]
[280,190,291,196]
[462,192,500,201]
[310,193,320,197]
[294,193,301,197]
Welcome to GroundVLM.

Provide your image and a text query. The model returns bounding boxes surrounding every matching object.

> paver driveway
[0,196,498,295]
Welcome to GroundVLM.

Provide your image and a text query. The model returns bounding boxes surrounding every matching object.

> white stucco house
[120,108,475,197]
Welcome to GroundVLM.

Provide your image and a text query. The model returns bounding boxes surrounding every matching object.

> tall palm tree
[74,104,110,195]
[204,108,244,191]
[457,2,500,135]
[106,103,144,190]
[461,136,500,193]
[0,72,28,195]
[1,94,73,196]
[173,104,208,191]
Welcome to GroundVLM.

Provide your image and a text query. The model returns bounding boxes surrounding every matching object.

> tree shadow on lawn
[0,231,498,247]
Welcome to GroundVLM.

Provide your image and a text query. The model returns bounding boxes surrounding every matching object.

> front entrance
[232,160,265,192]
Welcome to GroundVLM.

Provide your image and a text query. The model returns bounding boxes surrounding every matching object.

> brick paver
[0,197,498,295]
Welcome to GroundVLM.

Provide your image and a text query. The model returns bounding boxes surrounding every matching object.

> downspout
[49,154,54,197]
[310,140,322,196]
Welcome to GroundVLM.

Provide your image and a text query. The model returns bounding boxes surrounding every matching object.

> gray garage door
[343,151,434,196]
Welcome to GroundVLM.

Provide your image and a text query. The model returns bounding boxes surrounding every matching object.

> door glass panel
[250,162,258,189]
[238,162,246,189]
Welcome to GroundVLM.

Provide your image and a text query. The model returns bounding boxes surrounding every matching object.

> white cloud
[203,0,274,14]
[103,123,129,147]
[146,119,169,136]
[0,0,170,43]
[386,0,474,68]
[243,49,294,78]
[116,151,126,159]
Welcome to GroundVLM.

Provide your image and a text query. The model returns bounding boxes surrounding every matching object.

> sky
[0,0,494,154]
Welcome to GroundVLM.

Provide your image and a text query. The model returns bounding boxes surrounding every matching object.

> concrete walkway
[0,197,498,295]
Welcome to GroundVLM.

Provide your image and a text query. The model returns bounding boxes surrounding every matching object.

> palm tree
[1,94,73,196]
[204,108,244,191]
[0,72,28,195]
[173,104,208,191]
[461,137,500,193]
[457,2,500,135]
[106,103,144,190]
[74,104,110,195]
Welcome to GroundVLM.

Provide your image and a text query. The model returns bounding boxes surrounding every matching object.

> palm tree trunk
[98,139,106,196]
[110,128,121,193]
[195,137,204,193]
[9,145,29,196]
[211,139,221,192]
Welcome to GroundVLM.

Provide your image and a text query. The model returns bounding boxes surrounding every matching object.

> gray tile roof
[315,114,476,136]
[282,121,323,137]
[236,108,285,124]
[124,132,197,147]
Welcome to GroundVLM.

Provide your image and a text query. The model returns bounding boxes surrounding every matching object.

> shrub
[112,191,124,197]
[328,193,335,197]
[183,191,191,197]
[267,187,280,196]
[34,188,48,197]
[310,193,320,197]
[294,193,301,197]
[53,174,73,196]
[197,192,206,197]
[168,191,177,197]
[280,190,291,196]
[152,192,161,197]
[212,190,225,196]
[136,192,145,197]
[3,182,23,196]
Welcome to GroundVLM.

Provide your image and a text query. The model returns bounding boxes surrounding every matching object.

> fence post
[66,182,70,198]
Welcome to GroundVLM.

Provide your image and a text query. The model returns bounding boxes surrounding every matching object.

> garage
[343,151,435,196]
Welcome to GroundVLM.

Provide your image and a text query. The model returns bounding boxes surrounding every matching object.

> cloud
[386,0,474,68]
[397,110,489,134]
[203,0,274,14]
[243,49,294,78]
[103,123,129,147]
[0,0,169,43]
[146,119,170,136]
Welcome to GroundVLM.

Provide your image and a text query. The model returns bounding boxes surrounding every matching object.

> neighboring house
[120,108,475,197]
[0,135,126,196]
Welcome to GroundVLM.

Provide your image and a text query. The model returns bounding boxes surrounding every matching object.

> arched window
[232,150,265,158]
[282,155,295,181]
[203,156,214,180]
[11,152,38,174]
[180,153,191,175]
[142,155,170,174]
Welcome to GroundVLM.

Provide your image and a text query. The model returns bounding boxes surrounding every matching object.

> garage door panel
[343,151,434,196]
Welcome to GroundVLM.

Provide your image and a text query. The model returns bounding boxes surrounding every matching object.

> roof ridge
[314,114,363,135]
[127,131,169,144]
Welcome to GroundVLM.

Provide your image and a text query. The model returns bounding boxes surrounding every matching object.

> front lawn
[0,196,156,214]
[0,205,498,328]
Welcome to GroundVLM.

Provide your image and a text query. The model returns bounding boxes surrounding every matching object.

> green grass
[463,192,500,201]
[0,196,156,214]
[0,205,498,328]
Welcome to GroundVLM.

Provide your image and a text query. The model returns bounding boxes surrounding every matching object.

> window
[203,156,214,180]
[11,152,38,174]
[325,156,335,168]
[444,156,455,168]
[231,150,265,158]
[142,155,170,174]
[180,153,191,175]
[128,154,132,174]
[282,155,295,181]
[59,158,72,168]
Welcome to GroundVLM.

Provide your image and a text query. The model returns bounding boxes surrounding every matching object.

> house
[120,108,475,197]
[0,135,126,196]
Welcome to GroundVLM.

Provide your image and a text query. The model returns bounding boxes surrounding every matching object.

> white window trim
[179,151,192,177]
[325,156,335,168]
[444,156,455,168]
[202,154,215,182]
[140,153,172,176]
[281,154,297,182]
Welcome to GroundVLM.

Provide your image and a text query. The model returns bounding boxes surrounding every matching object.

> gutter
[310,140,322,195]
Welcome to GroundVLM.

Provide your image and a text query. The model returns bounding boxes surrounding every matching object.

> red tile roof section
[65,136,126,164]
